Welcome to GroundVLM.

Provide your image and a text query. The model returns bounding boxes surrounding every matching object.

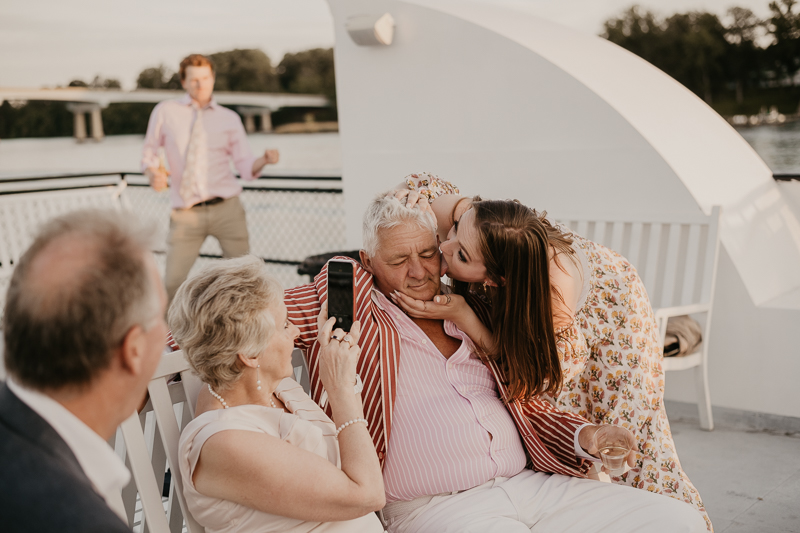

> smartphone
[327,259,355,331]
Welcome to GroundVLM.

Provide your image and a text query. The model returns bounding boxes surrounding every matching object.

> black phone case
[327,260,355,331]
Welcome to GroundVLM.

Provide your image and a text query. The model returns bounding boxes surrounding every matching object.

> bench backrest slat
[555,207,721,310]
[119,348,310,533]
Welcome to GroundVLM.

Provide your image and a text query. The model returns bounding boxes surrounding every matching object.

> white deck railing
[0,172,346,321]
[0,173,341,531]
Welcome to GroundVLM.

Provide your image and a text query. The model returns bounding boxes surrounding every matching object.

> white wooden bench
[556,207,721,430]
[118,350,205,533]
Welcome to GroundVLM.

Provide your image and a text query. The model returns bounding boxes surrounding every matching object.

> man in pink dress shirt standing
[141,54,279,302]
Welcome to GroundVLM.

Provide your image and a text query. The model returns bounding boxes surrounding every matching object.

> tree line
[603,0,800,115]
[7,2,800,139]
[0,48,335,139]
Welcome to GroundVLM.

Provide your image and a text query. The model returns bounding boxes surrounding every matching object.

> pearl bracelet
[335,417,368,437]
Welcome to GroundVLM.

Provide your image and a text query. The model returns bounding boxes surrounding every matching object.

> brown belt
[191,197,225,208]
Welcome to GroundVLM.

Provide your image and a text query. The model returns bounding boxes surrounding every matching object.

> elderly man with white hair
[280,190,707,533]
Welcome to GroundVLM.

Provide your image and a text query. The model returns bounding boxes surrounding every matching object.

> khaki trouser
[165,196,249,303]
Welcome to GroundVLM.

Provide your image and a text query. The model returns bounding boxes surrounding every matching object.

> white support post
[243,113,256,134]
[90,106,104,141]
[66,103,104,142]
[260,110,273,132]
[237,106,272,133]
[72,110,87,142]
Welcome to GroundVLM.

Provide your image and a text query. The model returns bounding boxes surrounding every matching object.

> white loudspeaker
[345,13,395,46]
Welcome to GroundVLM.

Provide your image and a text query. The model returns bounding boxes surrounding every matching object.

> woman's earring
[256,364,262,391]
[483,281,489,290]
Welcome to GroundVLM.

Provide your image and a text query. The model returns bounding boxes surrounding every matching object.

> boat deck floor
[670,413,800,532]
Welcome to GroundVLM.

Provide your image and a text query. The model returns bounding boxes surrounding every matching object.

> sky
[0,0,777,89]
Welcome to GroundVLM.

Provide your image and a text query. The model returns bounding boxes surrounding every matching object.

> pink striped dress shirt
[373,291,527,503]
[140,94,257,209]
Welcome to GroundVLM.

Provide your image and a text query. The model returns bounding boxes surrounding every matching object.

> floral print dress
[403,172,711,530]
[554,234,711,530]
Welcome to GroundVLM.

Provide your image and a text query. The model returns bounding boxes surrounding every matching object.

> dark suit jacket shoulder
[0,383,131,533]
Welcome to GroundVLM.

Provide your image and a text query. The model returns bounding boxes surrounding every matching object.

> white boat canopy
[328,0,800,309]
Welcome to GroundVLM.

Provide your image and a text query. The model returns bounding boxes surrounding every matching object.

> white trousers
[387,470,707,533]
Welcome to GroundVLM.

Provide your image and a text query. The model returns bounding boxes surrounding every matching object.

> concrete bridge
[0,87,329,141]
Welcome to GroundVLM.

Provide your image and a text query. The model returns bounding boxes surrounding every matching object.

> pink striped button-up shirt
[373,291,527,503]
[141,94,257,209]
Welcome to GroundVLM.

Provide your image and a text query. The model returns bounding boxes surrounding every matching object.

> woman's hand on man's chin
[390,290,467,322]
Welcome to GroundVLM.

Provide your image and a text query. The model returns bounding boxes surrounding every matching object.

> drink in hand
[599,446,628,470]
[153,151,169,192]
[592,425,632,473]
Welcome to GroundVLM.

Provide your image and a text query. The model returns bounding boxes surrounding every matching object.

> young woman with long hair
[391,173,711,530]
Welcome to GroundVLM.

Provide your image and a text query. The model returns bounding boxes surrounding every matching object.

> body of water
[735,121,800,175]
[0,126,795,179]
[0,132,342,179]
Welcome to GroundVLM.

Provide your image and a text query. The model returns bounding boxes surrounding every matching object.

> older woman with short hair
[170,255,384,533]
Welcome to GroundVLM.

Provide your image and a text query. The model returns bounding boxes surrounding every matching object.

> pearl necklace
[208,383,277,409]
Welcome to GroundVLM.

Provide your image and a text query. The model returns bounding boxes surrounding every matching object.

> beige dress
[179,378,383,533]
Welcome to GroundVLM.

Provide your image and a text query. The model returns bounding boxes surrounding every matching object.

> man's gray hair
[362,192,438,257]
[168,255,283,391]
[3,209,159,390]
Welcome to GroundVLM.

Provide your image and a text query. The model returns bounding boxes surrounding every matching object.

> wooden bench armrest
[654,303,710,320]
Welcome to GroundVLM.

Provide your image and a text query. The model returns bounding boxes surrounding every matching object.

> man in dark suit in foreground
[0,209,167,532]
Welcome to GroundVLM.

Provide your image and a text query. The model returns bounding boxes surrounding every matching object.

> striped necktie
[180,107,208,205]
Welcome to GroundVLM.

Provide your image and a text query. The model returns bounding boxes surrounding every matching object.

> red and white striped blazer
[285,258,591,478]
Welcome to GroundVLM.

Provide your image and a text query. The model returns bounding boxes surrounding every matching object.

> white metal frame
[557,207,721,430]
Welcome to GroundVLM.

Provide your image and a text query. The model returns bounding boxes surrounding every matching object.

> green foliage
[726,7,764,103]
[712,85,800,115]
[270,106,338,127]
[0,101,159,138]
[727,7,762,44]
[0,101,73,138]
[603,7,730,103]
[102,103,157,135]
[3,47,336,138]
[664,12,728,102]
[136,65,181,90]
[765,0,800,79]
[277,48,336,104]
[603,7,664,60]
[603,2,800,108]
[69,76,122,89]
[209,49,279,93]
